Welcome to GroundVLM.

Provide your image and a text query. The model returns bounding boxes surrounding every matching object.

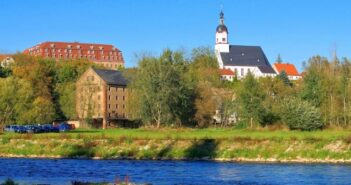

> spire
[219,10,224,25]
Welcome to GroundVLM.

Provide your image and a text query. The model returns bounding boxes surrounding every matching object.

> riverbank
[0,128,350,163]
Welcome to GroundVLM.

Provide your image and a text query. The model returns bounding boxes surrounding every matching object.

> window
[108,95,110,100]
[115,104,118,109]
[116,96,118,100]
[241,68,244,76]
[108,104,110,109]
[123,104,125,109]
[222,38,226,42]
[97,95,100,100]
[122,96,125,100]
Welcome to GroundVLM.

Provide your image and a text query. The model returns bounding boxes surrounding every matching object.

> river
[0,158,350,185]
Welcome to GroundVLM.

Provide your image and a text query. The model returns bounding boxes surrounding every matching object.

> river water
[0,158,350,185]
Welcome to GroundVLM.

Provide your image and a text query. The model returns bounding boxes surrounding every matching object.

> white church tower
[215,11,230,69]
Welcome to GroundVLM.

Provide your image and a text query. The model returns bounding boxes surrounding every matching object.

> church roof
[220,45,276,74]
[93,68,128,86]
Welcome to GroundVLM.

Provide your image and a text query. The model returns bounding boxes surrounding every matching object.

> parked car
[14,126,27,133]
[25,125,41,133]
[4,125,18,132]
[41,124,59,133]
[58,123,71,132]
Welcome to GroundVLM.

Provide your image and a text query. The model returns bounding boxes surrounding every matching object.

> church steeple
[215,10,230,69]
[219,10,224,25]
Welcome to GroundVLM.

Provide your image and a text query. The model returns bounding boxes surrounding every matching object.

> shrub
[280,97,324,131]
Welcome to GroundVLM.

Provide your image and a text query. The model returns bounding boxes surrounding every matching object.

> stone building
[76,68,128,129]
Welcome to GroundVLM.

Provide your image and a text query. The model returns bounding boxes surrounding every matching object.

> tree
[278,70,292,86]
[26,97,56,124]
[128,49,194,127]
[238,72,266,128]
[0,77,34,126]
[280,97,324,131]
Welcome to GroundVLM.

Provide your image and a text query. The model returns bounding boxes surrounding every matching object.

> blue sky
[0,0,350,71]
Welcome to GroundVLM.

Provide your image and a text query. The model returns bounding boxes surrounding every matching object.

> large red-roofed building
[23,41,124,69]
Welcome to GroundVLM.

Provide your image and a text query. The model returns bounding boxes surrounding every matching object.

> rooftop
[93,68,128,86]
[273,63,300,76]
[220,45,276,74]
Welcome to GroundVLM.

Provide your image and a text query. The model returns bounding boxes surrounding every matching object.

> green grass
[0,128,350,161]
[2,128,349,140]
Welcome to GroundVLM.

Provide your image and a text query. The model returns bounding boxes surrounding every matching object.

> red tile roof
[220,69,235,76]
[273,63,300,76]
[23,41,124,64]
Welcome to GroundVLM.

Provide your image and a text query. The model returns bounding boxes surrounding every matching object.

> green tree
[187,47,221,127]
[238,72,265,128]
[0,77,34,126]
[278,70,292,86]
[280,97,324,131]
[27,97,56,124]
[128,49,194,127]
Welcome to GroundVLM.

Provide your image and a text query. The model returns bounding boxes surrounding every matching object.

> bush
[280,98,324,131]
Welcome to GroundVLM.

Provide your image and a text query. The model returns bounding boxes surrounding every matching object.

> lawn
[1,128,351,161]
[3,128,350,141]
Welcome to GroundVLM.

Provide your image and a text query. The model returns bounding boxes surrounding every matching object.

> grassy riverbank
[0,128,350,162]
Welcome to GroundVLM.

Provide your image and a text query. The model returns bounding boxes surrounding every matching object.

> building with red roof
[219,68,235,81]
[273,63,301,80]
[23,41,124,69]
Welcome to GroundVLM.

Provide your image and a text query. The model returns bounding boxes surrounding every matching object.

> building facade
[23,42,124,69]
[76,68,128,129]
[215,11,276,79]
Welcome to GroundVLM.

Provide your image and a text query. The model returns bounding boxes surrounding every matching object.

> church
[215,11,276,80]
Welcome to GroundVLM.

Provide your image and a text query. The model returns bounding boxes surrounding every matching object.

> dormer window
[241,53,245,56]
[90,46,94,50]
[67,45,71,49]
[76,45,80,49]
[50,44,55,48]
[99,46,103,50]
[257,59,260,62]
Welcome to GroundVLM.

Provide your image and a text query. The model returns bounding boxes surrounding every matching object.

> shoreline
[1,154,351,164]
